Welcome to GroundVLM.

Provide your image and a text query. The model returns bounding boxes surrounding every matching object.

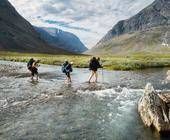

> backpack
[62,63,72,73]
[62,65,66,73]
[27,61,34,69]
[62,63,68,73]
[89,59,97,70]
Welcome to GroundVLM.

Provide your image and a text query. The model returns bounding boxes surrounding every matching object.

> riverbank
[1,51,170,70]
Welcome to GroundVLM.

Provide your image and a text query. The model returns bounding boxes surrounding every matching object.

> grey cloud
[43,19,91,32]
[41,4,67,14]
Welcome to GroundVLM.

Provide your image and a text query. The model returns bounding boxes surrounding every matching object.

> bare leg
[36,74,39,81]
[31,71,34,80]
[69,77,72,83]
[65,79,68,84]
[65,73,71,83]
[88,71,95,83]
[68,73,72,83]
[94,71,98,83]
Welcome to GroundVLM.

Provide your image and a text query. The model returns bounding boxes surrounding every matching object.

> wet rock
[138,83,170,133]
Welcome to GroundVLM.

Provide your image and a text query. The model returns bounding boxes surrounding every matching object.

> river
[0,60,170,140]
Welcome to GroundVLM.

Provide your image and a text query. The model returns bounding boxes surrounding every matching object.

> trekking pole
[100,60,104,83]
[102,67,104,83]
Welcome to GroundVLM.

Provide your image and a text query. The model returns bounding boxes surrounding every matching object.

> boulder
[138,83,170,133]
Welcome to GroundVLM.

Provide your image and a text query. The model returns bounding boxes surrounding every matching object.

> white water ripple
[0,99,8,109]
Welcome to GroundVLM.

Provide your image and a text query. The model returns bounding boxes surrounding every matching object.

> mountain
[89,0,170,55]
[0,0,69,54]
[35,27,88,54]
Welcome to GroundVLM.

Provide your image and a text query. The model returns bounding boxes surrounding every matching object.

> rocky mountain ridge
[89,0,170,55]
[0,0,69,54]
[35,27,88,54]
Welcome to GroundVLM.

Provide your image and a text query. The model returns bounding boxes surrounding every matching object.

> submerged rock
[138,83,170,133]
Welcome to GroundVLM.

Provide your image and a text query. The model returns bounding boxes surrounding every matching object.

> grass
[1,51,170,71]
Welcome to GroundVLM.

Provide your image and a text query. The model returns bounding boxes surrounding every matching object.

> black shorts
[31,67,38,76]
[90,68,97,72]
[65,72,70,78]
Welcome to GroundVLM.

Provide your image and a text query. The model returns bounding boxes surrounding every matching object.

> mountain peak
[99,0,170,44]
[89,0,170,56]
[35,27,88,54]
[0,0,69,54]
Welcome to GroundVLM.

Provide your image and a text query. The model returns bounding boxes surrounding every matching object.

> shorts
[31,67,38,76]
[65,72,70,78]
[90,68,97,72]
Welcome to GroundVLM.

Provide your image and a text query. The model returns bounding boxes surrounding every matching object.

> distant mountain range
[0,0,87,54]
[89,0,170,55]
[35,27,88,54]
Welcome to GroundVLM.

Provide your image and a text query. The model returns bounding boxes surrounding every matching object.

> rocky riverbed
[0,60,170,140]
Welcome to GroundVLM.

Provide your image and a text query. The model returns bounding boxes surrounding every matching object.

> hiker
[88,57,102,83]
[62,61,73,83]
[31,60,40,81]
[27,58,35,80]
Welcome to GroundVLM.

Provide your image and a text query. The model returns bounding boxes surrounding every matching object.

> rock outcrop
[138,83,170,133]
[0,0,69,54]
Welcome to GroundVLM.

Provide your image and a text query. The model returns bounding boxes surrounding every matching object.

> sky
[8,0,154,48]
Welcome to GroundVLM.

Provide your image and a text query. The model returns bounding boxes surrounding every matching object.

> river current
[0,60,170,140]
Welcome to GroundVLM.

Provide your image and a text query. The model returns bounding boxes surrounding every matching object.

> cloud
[8,0,154,48]
[43,19,91,32]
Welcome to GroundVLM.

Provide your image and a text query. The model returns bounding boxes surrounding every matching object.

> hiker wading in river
[88,57,102,83]
[62,61,73,84]
[27,59,40,81]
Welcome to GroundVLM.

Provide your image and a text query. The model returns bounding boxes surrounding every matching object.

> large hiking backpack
[27,61,34,69]
[62,63,72,73]
[62,62,68,73]
[62,65,66,73]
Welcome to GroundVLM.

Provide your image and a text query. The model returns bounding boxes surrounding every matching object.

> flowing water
[0,60,170,140]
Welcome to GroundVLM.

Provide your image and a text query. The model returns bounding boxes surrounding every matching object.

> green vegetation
[1,51,170,71]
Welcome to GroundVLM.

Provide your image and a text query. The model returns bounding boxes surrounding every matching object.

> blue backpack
[62,63,73,73]
[27,61,34,69]
[62,63,68,73]
[62,65,66,73]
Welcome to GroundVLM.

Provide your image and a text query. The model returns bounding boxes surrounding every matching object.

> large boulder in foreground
[138,83,170,133]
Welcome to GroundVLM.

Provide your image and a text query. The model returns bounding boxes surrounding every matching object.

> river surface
[0,60,170,140]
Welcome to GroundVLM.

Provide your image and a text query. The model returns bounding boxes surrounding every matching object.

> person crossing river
[88,57,102,83]
[27,57,102,83]
[27,58,40,81]
[62,61,73,84]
